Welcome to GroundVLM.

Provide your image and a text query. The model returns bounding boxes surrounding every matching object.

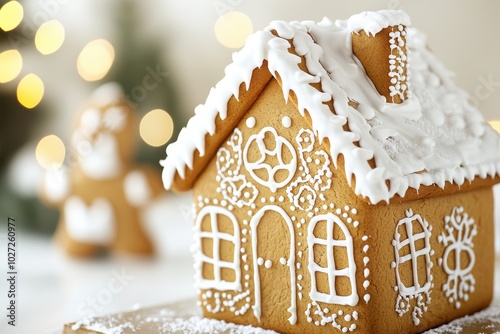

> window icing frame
[307,213,359,306]
[194,205,241,291]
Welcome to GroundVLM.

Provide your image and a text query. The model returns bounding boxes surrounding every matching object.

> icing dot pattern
[282,116,292,128]
[246,117,256,128]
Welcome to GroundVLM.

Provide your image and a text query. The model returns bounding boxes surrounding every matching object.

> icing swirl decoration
[216,128,258,207]
[287,129,333,211]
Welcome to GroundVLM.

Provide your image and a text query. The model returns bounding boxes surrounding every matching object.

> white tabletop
[0,234,196,334]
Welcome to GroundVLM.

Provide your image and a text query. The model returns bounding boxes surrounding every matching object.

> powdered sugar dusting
[423,304,500,334]
[161,316,278,333]
[71,316,135,334]
[67,300,278,334]
[66,298,500,333]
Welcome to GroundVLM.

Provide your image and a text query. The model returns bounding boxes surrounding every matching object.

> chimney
[348,10,410,104]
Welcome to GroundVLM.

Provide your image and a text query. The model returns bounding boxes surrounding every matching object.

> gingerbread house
[161,10,500,334]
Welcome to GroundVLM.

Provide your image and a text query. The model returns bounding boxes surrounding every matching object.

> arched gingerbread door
[250,205,296,325]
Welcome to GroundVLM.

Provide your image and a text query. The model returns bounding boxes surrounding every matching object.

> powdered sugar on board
[423,304,500,334]
[66,300,278,334]
[65,299,500,334]
[160,316,278,333]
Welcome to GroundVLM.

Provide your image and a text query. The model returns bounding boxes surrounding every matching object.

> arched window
[307,213,358,306]
[194,206,241,291]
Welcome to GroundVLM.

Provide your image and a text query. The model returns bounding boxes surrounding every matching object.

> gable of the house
[191,76,372,332]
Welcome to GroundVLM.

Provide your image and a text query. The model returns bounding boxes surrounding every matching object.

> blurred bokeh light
[77,39,115,81]
[140,109,174,147]
[36,134,66,169]
[17,73,44,109]
[214,11,253,49]
[0,0,23,32]
[35,20,65,55]
[0,49,22,83]
[490,121,500,134]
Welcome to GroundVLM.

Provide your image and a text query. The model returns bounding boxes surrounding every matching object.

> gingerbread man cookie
[40,83,164,257]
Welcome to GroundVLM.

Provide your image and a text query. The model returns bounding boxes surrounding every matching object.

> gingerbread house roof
[161,10,500,205]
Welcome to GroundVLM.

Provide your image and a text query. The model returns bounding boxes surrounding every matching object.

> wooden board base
[63,298,500,334]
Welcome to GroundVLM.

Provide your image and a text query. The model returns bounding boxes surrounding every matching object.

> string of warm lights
[140,109,174,147]
[5,4,498,173]
[0,49,22,83]
[77,39,115,81]
[214,11,253,49]
[35,20,65,55]
[0,0,58,109]
[0,0,23,32]
[490,121,500,134]
[17,73,44,109]
[0,1,178,170]
[35,135,66,170]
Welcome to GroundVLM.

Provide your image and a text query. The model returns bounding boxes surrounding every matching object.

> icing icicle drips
[161,10,500,205]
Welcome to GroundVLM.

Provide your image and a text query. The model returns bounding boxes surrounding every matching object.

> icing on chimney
[348,10,411,104]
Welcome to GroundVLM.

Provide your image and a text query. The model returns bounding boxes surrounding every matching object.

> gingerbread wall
[192,78,374,333]
[361,186,494,333]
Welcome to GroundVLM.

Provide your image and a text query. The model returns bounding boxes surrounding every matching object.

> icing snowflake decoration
[438,206,477,309]
[216,129,258,207]
[391,209,434,326]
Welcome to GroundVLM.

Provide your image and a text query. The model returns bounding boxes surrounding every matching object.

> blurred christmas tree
[0,3,58,233]
[0,0,181,233]
[107,0,180,166]
[0,92,58,233]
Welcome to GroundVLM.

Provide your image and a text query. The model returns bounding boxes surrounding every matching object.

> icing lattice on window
[391,209,433,326]
[194,206,241,291]
[307,213,358,306]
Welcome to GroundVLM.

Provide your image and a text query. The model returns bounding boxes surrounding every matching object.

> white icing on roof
[161,10,500,204]
[346,10,411,36]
